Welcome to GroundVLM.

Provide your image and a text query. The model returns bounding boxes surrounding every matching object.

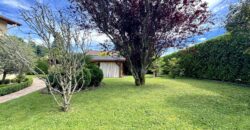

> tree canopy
[0,36,35,81]
[70,0,212,85]
[227,0,250,37]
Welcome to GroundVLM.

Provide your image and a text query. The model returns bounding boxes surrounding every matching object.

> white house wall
[0,20,7,35]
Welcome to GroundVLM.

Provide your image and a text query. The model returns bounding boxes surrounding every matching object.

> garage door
[100,62,120,78]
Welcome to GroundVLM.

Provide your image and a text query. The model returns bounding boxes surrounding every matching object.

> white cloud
[204,0,234,12]
[90,31,111,43]
[32,38,43,45]
[198,37,207,42]
[204,0,224,9]
[212,4,228,12]
[0,0,30,10]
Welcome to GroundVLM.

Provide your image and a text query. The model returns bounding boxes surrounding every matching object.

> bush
[46,63,103,89]
[87,64,104,87]
[0,79,11,84]
[47,73,60,89]
[47,68,92,91]
[162,34,250,83]
[35,59,49,74]
[15,74,26,83]
[167,58,184,78]
[0,77,33,96]
[77,68,91,89]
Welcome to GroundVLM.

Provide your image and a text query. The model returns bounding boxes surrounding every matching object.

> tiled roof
[86,50,102,55]
[90,56,126,62]
[86,50,119,56]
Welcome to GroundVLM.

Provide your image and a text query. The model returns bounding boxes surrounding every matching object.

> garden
[0,76,249,129]
[0,0,249,129]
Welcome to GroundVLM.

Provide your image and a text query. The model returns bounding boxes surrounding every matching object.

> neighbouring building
[0,15,21,35]
[87,50,126,78]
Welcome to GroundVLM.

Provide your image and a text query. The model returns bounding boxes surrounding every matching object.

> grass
[0,76,249,129]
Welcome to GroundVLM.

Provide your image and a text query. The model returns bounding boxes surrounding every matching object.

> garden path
[0,78,46,104]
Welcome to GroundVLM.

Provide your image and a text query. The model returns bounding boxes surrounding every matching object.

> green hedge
[163,34,250,83]
[0,77,33,96]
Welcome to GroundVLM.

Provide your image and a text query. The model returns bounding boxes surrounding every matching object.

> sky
[0,0,238,54]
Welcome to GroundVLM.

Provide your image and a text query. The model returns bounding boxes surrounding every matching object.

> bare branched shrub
[0,2,89,112]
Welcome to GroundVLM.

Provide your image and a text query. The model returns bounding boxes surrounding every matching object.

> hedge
[162,34,250,83]
[0,77,33,96]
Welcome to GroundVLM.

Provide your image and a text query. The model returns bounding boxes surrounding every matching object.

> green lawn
[0,76,249,129]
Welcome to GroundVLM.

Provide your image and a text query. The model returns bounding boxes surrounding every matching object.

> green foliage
[148,58,164,76]
[0,77,33,96]
[0,79,11,84]
[0,78,26,85]
[165,58,184,78]
[0,36,36,77]
[29,41,48,57]
[226,1,250,40]
[87,64,104,87]
[162,34,250,83]
[35,59,49,74]
[77,68,92,89]
[15,74,26,83]
[47,67,92,90]
[47,73,60,89]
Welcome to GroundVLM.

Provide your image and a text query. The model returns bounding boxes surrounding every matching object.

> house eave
[0,16,21,26]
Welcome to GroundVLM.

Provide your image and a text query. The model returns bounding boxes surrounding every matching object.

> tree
[0,36,35,81]
[0,52,18,81]
[148,58,163,78]
[226,0,250,55]
[29,41,48,57]
[0,3,89,112]
[226,0,250,40]
[70,0,212,86]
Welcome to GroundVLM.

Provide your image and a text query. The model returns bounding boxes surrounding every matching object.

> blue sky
[0,0,238,53]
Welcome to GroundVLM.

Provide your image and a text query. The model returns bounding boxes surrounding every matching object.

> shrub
[87,64,104,87]
[47,73,59,88]
[47,68,92,90]
[167,58,184,78]
[0,79,11,84]
[0,77,33,96]
[77,68,91,89]
[162,34,250,83]
[35,59,49,74]
[46,63,103,89]
[15,74,26,83]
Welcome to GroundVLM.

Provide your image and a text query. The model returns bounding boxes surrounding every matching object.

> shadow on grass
[72,77,168,105]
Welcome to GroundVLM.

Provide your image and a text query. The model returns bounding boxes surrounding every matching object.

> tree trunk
[2,71,7,81]
[153,71,157,78]
[62,97,70,112]
[61,103,70,112]
[127,55,148,86]
[133,70,146,86]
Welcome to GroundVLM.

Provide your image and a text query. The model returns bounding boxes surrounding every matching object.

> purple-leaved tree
[70,0,212,86]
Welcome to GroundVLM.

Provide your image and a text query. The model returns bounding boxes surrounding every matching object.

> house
[0,16,21,35]
[87,50,126,78]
